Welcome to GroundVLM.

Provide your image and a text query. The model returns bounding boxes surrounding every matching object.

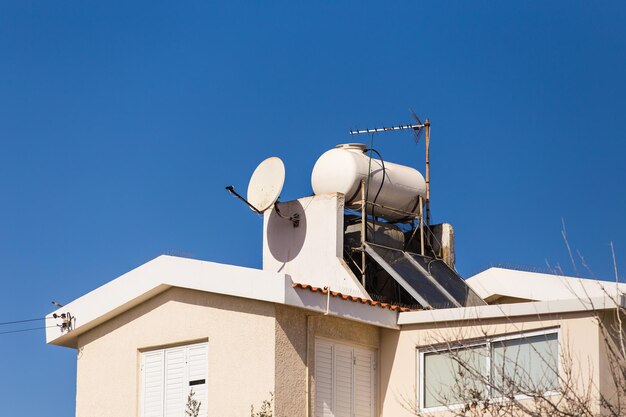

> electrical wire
[365,133,375,214]
[0,317,55,326]
[364,147,386,210]
[0,325,58,336]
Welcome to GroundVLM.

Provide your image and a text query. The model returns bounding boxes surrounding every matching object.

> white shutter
[315,340,377,417]
[334,345,353,417]
[142,343,209,417]
[164,347,187,417]
[354,348,375,417]
[187,343,208,417]
[315,340,334,417]
[143,350,165,417]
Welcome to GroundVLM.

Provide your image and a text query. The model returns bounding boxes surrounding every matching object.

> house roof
[47,257,626,349]
[466,267,626,303]
[398,294,626,325]
[46,255,401,347]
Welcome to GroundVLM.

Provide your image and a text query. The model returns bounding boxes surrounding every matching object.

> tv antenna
[225,157,299,227]
[348,111,432,225]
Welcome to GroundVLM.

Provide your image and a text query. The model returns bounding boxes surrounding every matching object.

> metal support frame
[360,179,367,287]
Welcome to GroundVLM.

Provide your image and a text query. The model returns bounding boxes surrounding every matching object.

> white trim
[417,328,561,412]
[467,267,626,303]
[47,256,626,349]
[46,255,401,347]
[399,295,626,325]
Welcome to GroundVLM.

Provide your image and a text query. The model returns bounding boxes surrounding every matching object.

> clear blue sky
[1,1,625,415]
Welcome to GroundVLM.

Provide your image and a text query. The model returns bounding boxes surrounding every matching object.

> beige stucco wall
[74,286,382,417]
[379,312,602,417]
[275,305,308,417]
[596,310,626,414]
[308,313,381,417]
[273,305,381,417]
[76,287,276,417]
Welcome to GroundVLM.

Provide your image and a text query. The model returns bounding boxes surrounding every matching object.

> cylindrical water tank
[311,143,426,221]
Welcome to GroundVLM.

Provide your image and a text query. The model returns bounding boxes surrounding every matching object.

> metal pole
[360,179,367,287]
[419,196,424,256]
[424,119,431,226]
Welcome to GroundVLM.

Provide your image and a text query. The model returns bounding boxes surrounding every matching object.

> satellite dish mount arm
[225,186,263,214]
[225,185,299,227]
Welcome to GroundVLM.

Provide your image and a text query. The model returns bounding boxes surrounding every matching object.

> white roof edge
[467,267,626,302]
[47,255,399,347]
[397,294,626,325]
[46,255,288,346]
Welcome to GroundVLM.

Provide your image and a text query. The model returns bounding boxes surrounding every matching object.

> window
[422,344,488,409]
[491,332,559,396]
[419,330,559,410]
[315,339,377,417]
[141,341,208,417]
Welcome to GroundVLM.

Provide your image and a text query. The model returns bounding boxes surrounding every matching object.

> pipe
[324,287,331,315]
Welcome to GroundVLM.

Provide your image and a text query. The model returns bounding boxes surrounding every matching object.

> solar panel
[363,242,485,309]
[408,253,485,307]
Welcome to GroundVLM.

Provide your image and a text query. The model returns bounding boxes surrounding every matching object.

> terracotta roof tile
[292,283,416,312]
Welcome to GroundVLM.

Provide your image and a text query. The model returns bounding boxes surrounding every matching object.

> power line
[0,325,57,336]
[0,317,55,326]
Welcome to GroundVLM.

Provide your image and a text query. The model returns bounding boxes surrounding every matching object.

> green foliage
[250,392,273,417]
[186,389,201,417]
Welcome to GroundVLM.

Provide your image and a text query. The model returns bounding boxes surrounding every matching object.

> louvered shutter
[143,350,165,417]
[164,347,186,417]
[142,343,208,417]
[314,340,377,417]
[315,341,334,417]
[333,345,353,417]
[186,343,208,417]
[354,348,375,417]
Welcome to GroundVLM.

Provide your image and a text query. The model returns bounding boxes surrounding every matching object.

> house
[47,145,625,417]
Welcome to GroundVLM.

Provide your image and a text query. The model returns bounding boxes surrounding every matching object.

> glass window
[420,331,559,410]
[423,345,488,408]
[491,333,559,397]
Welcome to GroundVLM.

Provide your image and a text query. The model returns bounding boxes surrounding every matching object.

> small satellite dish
[246,157,285,213]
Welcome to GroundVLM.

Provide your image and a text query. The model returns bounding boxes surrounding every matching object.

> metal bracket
[274,202,300,227]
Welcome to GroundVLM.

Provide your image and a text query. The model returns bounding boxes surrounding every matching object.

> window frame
[417,327,561,412]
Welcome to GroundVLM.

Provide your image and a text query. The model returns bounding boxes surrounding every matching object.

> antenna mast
[424,119,431,226]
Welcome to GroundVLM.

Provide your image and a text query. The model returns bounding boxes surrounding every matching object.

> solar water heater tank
[311,144,426,221]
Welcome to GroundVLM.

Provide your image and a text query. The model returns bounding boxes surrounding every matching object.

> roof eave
[397,294,626,325]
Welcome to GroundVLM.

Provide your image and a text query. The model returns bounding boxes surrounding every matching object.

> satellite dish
[246,157,285,213]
